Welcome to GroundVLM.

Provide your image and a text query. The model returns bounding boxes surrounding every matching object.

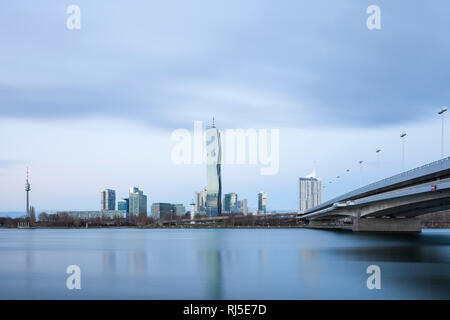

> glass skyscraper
[258,191,267,214]
[129,187,147,217]
[224,192,238,213]
[101,189,116,211]
[205,123,222,217]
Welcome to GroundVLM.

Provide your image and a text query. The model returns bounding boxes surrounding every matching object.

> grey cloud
[0,0,449,130]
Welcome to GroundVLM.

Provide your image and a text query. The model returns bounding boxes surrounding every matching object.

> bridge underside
[301,189,450,232]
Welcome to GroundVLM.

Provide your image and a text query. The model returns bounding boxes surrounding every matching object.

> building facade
[299,177,322,212]
[101,189,116,211]
[258,191,267,214]
[118,198,129,213]
[151,203,173,219]
[223,193,238,213]
[151,203,186,219]
[173,204,186,216]
[238,199,248,215]
[129,187,147,217]
[205,123,222,217]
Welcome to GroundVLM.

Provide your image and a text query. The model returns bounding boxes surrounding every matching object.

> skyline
[1,1,450,211]
[3,118,449,215]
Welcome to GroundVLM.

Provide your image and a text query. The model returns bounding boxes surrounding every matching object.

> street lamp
[400,133,407,171]
[438,107,447,159]
[376,149,381,176]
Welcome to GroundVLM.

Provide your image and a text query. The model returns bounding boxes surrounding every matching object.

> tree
[38,212,49,222]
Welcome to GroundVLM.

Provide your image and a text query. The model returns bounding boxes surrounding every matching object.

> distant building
[258,191,267,214]
[129,187,147,217]
[299,169,322,212]
[151,203,173,219]
[173,204,186,216]
[59,210,126,220]
[193,189,207,215]
[151,203,186,219]
[193,192,200,214]
[118,198,129,213]
[238,199,248,215]
[101,189,116,211]
[223,193,238,213]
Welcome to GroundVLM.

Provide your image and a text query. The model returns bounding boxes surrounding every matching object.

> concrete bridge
[299,157,450,232]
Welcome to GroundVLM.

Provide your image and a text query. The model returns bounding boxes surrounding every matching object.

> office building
[101,189,116,211]
[258,191,267,214]
[223,193,238,213]
[129,187,147,217]
[118,198,129,213]
[205,120,222,217]
[151,203,173,219]
[299,177,322,213]
[238,199,248,215]
[173,204,186,216]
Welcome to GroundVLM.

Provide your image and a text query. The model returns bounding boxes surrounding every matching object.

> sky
[0,0,449,212]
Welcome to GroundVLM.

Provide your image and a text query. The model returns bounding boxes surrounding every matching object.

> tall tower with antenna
[25,167,31,219]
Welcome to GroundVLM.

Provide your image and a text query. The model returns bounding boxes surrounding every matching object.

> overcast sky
[0,1,449,212]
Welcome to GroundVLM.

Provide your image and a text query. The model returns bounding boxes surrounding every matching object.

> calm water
[0,228,449,299]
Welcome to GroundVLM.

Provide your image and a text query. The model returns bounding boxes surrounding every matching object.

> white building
[238,199,248,215]
[299,169,322,213]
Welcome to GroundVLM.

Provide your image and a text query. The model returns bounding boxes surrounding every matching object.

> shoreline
[2,225,449,230]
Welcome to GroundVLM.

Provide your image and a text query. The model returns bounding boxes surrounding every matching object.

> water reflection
[0,229,448,299]
[128,251,146,275]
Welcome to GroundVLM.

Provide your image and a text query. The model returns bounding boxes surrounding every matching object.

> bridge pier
[352,217,421,233]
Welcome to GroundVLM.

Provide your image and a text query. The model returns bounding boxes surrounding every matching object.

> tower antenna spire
[25,166,31,219]
[212,116,215,128]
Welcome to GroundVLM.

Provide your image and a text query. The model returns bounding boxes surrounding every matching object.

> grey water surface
[0,228,449,299]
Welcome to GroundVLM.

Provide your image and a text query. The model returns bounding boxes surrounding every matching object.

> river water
[0,228,449,299]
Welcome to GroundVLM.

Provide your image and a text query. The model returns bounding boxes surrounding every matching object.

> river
[0,228,449,299]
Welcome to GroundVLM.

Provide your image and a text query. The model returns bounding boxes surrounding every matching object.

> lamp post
[438,107,447,159]
[376,149,381,176]
[400,133,407,171]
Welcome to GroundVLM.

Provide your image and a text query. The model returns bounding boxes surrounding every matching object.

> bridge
[299,157,450,232]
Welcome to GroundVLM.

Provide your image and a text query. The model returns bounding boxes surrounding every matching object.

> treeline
[0,212,155,228]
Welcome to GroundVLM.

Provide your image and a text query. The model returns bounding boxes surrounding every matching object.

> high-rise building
[200,189,207,212]
[193,189,207,214]
[101,189,116,211]
[129,187,147,217]
[238,199,248,215]
[118,198,129,213]
[205,120,222,217]
[223,193,238,213]
[299,177,322,212]
[193,192,200,213]
[258,191,267,214]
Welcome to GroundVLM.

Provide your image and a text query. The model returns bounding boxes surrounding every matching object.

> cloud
[0,0,449,130]
[0,160,25,170]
